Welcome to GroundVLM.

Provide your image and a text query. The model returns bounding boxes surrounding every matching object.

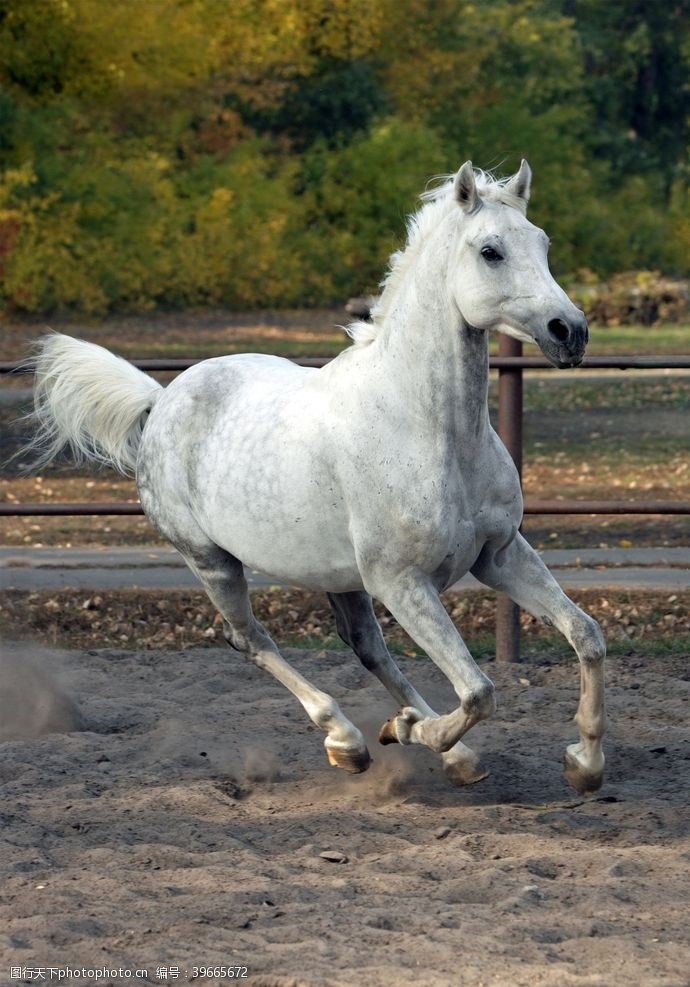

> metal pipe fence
[4,499,689,517]
[3,354,690,374]
[3,499,689,517]
[2,350,689,662]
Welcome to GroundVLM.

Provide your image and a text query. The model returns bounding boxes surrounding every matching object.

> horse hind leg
[328,591,488,786]
[183,543,371,775]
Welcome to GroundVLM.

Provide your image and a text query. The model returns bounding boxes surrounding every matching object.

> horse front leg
[328,590,488,785]
[471,532,607,795]
[360,568,497,756]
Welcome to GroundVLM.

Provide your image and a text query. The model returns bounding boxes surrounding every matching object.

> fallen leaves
[0,587,687,653]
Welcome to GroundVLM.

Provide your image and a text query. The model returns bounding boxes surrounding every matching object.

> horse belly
[194,417,362,591]
[207,497,363,592]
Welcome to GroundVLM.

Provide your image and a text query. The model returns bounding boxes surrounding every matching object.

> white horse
[28,161,606,795]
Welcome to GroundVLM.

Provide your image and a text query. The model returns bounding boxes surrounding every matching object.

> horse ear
[505,159,532,208]
[454,161,480,213]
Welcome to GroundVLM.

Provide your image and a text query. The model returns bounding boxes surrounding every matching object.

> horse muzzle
[537,313,589,368]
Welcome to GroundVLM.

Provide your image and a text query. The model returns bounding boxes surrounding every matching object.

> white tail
[26,333,163,475]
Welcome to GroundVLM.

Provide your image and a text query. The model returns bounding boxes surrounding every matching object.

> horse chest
[424,445,520,579]
[364,442,517,578]
[469,442,522,528]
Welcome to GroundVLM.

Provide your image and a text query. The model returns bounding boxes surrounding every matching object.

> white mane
[346,169,527,346]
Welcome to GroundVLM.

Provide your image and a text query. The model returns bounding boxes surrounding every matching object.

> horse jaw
[493,321,535,346]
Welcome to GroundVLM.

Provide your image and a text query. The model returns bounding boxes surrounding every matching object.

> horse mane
[346,169,526,346]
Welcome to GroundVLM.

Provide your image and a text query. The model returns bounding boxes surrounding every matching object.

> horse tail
[25,332,163,476]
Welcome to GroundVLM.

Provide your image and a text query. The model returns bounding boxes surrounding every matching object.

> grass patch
[579,324,690,355]
[514,377,690,414]
[525,435,689,463]
[487,323,690,356]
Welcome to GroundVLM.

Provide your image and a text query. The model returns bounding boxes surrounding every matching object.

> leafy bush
[292,120,448,302]
[0,0,689,315]
[569,271,690,326]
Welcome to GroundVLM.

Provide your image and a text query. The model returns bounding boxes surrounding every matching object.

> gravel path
[2,547,689,593]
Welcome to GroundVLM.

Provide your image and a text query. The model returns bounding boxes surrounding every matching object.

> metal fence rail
[3,355,690,374]
[3,346,689,661]
[2,499,688,517]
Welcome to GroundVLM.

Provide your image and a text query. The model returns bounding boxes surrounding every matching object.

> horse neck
[373,248,490,447]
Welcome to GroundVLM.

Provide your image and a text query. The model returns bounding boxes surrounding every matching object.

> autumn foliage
[0,0,689,314]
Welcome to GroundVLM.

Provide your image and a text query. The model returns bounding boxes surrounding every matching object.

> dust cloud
[0,642,83,741]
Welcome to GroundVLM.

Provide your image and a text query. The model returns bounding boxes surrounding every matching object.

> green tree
[570,0,690,194]
[0,0,689,313]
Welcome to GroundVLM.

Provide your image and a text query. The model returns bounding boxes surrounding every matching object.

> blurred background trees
[0,0,688,314]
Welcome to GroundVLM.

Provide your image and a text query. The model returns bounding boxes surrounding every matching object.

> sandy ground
[1,641,689,987]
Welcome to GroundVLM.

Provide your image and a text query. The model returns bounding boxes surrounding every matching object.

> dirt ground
[1,641,688,987]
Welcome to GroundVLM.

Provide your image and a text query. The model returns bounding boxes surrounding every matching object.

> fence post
[496,334,523,662]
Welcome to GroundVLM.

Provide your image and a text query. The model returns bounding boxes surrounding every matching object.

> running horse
[27,161,606,794]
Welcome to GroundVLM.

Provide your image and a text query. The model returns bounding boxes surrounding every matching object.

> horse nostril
[547,318,570,344]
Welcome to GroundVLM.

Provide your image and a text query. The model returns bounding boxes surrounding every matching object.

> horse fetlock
[463,680,496,721]
[222,622,248,653]
[575,708,607,742]
[306,695,343,731]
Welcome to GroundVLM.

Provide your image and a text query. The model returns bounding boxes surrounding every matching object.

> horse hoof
[378,718,399,746]
[443,756,489,787]
[563,749,604,796]
[325,742,372,774]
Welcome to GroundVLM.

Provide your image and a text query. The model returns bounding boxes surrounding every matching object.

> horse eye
[480,246,503,263]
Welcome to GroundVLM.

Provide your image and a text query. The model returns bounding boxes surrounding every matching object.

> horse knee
[575,615,606,665]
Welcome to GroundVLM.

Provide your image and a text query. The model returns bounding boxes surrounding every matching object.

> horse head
[450,160,588,368]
